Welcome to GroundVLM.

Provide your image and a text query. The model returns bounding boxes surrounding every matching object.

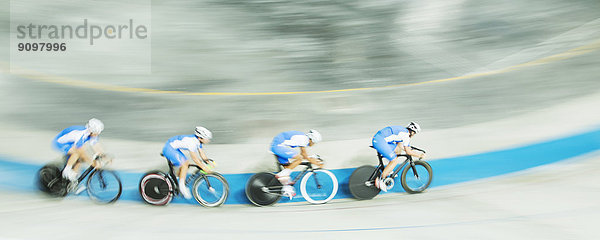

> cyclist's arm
[190,149,212,173]
[403,145,425,159]
[300,147,323,167]
[73,145,94,163]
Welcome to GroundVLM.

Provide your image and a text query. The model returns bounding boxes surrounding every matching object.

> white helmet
[86,118,104,134]
[195,126,213,139]
[406,121,421,134]
[306,129,322,143]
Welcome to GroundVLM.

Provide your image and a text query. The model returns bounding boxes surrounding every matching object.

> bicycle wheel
[348,165,380,200]
[300,169,338,204]
[245,172,282,206]
[192,173,229,207]
[37,165,68,197]
[139,171,174,206]
[87,169,122,204]
[400,160,433,194]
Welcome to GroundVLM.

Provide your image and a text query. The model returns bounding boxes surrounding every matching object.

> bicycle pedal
[383,178,395,190]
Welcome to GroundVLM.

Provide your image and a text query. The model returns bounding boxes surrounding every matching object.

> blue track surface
[1,128,599,205]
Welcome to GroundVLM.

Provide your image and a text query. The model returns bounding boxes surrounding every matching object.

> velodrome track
[2,0,600,239]
[1,146,599,239]
[0,83,598,240]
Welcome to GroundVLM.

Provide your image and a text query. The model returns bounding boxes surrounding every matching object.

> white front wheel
[300,169,338,204]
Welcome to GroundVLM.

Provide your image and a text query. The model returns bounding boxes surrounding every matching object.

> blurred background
[1,0,600,239]
[1,0,599,144]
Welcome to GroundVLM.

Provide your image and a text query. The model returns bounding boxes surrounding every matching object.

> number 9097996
[17,43,66,51]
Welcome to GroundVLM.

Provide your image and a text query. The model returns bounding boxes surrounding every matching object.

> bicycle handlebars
[410,146,426,153]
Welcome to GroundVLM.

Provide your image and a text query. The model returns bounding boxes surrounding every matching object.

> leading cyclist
[372,122,426,192]
[162,126,215,199]
[271,129,324,199]
[53,118,105,182]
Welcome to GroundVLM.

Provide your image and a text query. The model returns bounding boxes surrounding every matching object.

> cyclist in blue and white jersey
[53,118,105,181]
[162,126,214,199]
[372,122,426,192]
[271,129,324,199]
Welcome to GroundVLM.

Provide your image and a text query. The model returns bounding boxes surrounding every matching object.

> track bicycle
[348,146,432,200]
[139,153,229,207]
[37,154,122,204]
[245,155,338,206]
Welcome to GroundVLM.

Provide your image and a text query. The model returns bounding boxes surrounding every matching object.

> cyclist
[53,118,105,182]
[373,122,426,192]
[162,126,214,199]
[271,129,324,199]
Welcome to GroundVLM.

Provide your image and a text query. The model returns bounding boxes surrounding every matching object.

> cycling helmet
[406,121,421,134]
[195,126,213,139]
[86,118,104,134]
[306,129,322,143]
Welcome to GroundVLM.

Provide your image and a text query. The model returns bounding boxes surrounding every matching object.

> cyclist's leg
[272,146,299,179]
[272,149,300,199]
[178,160,190,186]
[372,135,398,190]
[163,146,191,198]
[61,145,80,180]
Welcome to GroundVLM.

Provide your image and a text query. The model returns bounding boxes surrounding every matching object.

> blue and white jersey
[271,131,310,148]
[165,135,203,152]
[375,126,411,147]
[54,125,98,149]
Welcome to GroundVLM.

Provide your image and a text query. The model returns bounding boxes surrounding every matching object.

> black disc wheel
[245,172,282,206]
[139,171,174,206]
[348,165,380,200]
[37,165,68,197]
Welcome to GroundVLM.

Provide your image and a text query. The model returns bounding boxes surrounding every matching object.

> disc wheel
[300,169,338,204]
[348,165,380,200]
[139,171,174,206]
[37,165,68,197]
[192,173,229,207]
[400,161,433,194]
[245,172,282,206]
[87,170,122,204]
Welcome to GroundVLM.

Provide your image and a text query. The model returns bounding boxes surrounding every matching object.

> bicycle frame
[368,146,426,183]
[266,161,318,195]
[65,154,110,186]
[164,158,213,195]
[76,165,97,183]
[287,161,316,186]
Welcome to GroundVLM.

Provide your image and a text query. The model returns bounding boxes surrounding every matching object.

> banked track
[1,127,598,205]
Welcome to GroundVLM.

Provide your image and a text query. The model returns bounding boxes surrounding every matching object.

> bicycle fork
[409,161,420,180]
[312,171,322,189]
[187,171,215,193]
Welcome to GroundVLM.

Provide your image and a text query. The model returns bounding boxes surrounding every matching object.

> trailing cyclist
[270,129,324,199]
[372,122,426,192]
[53,118,105,182]
[162,126,215,199]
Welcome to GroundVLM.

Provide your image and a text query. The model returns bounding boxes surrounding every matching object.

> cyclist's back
[271,131,309,148]
[53,125,97,154]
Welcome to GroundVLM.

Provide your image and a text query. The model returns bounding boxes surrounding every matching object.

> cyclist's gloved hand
[316,159,325,168]
[419,153,426,160]
[203,159,216,172]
